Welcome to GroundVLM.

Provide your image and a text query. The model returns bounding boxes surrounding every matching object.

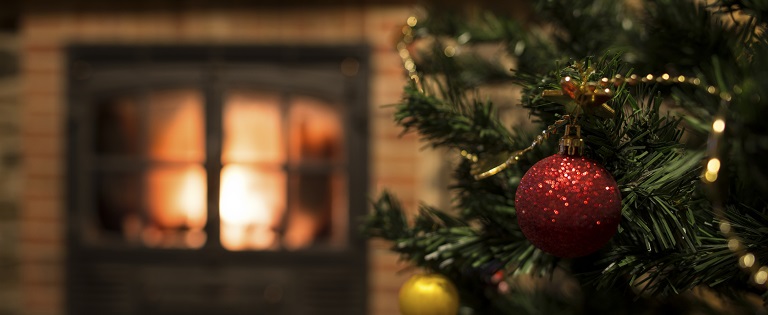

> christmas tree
[364,0,768,314]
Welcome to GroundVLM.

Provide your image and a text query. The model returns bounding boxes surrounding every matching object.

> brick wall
[0,30,20,315]
[21,5,443,315]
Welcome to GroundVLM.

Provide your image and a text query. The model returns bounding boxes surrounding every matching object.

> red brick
[21,113,61,137]
[371,50,405,74]
[22,14,75,40]
[22,284,63,315]
[25,157,62,178]
[125,11,180,41]
[23,72,62,96]
[23,199,63,222]
[20,218,64,243]
[19,242,64,263]
[373,159,418,180]
[371,142,419,165]
[21,263,63,285]
[24,94,61,116]
[22,178,62,199]
[21,135,62,157]
[20,37,62,53]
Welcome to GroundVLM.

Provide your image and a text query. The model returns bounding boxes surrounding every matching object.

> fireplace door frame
[66,45,369,315]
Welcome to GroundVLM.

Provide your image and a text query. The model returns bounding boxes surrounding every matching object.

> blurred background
[0,0,532,314]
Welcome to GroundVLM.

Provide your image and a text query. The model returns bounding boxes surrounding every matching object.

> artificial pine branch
[395,83,515,154]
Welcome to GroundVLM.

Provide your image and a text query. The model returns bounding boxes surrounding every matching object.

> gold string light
[702,100,768,287]
[578,72,712,92]
[394,14,763,286]
[397,16,423,92]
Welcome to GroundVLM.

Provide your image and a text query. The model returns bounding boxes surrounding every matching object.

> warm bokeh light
[728,238,740,251]
[704,170,718,183]
[148,90,205,162]
[220,167,270,225]
[146,166,207,230]
[720,222,731,234]
[219,165,285,250]
[706,158,721,173]
[140,89,207,248]
[712,119,725,133]
[219,91,287,250]
[222,92,283,163]
[740,253,756,268]
[755,268,768,285]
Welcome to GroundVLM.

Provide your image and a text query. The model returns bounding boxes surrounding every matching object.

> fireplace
[65,45,368,315]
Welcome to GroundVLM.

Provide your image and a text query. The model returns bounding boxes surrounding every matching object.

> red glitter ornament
[515,153,621,258]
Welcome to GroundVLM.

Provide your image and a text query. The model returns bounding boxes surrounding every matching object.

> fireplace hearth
[66,45,369,315]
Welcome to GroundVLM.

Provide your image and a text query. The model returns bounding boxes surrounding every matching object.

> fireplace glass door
[93,87,209,249]
[88,86,347,251]
[67,46,368,315]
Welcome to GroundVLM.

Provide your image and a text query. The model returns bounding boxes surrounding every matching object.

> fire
[219,165,283,250]
[219,167,268,225]
[144,166,207,248]
[218,92,285,250]
[140,89,339,250]
[178,168,207,229]
[144,90,207,248]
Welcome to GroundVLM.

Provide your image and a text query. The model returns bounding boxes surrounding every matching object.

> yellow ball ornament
[398,273,459,315]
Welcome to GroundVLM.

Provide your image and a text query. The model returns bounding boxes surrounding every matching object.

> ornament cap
[559,124,584,156]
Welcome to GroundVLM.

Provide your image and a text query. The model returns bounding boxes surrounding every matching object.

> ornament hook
[559,124,584,156]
